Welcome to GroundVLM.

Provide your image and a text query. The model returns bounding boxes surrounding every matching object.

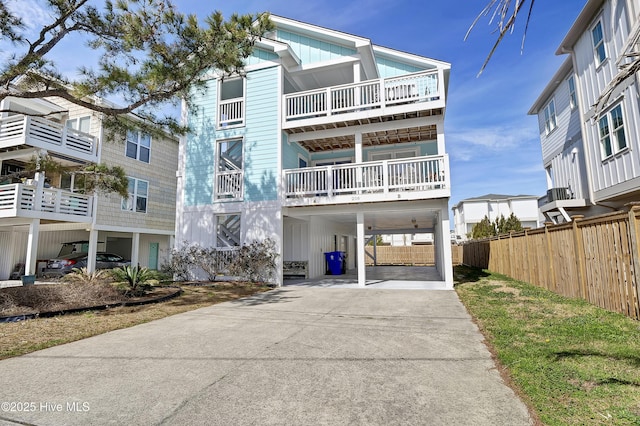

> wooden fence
[365,245,463,266]
[462,207,640,320]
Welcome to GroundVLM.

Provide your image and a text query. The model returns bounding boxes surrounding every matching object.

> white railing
[284,70,440,121]
[215,170,243,200]
[0,115,96,157]
[284,155,448,199]
[218,98,244,127]
[0,183,92,218]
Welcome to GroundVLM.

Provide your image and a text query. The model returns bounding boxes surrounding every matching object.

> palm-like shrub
[62,267,113,285]
[111,265,154,296]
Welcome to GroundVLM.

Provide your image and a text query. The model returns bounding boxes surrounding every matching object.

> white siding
[307,216,353,278]
[546,138,589,200]
[539,77,582,162]
[572,1,640,199]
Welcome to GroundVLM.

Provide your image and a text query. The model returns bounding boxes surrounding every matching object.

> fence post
[627,205,640,320]
[524,228,532,284]
[571,215,588,300]
[508,231,514,278]
[544,222,557,291]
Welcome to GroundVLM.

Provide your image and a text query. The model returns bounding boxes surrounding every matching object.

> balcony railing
[215,170,243,201]
[0,183,93,220]
[283,155,448,200]
[218,98,244,127]
[284,70,440,123]
[0,115,97,160]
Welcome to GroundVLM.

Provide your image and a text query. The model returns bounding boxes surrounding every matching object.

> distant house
[452,194,540,241]
[529,0,640,223]
[176,15,454,287]
[0,95,178,279]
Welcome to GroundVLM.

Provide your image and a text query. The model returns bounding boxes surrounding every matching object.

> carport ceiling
[290,208,438,232]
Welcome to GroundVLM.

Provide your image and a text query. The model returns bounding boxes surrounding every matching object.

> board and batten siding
[547,138,589,200]
[244,65,280,202]
[374,56,424,78]
[571,1,640,198]
[275,29,356,64]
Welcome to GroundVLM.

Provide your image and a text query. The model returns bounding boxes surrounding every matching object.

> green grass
[454,265,640,426]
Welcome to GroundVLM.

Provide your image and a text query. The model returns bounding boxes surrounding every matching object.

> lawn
[455,265,640,426]
[0,282,269,360]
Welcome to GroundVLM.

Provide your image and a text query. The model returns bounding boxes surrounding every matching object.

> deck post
[24,218,40,277]
[357,212,366,287]
[87,228,99,273]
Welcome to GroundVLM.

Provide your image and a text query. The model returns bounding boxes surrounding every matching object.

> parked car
[43,253,130,278]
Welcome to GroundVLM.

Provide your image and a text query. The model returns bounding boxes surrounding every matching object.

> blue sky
[4,0,587,209]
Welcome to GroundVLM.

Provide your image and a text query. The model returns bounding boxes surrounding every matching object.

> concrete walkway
[0,287,532,425]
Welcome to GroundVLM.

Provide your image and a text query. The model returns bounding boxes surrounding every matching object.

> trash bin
[324,251,344,275]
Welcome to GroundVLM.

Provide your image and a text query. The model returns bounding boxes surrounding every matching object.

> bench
[283,261,308,279]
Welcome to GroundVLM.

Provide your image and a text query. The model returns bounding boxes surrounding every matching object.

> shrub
[111,265,155,296]
[228,238,278,284]
[62,267,113,285]
[160,242,200,281]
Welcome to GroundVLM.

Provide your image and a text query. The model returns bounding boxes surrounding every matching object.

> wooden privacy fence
[365,245,463,266]
[462,207,640,320]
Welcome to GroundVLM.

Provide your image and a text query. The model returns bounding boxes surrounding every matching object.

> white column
[438,200,454,289]
[24,219,40,277]
[355,132,363,163]
[87,229,98,272]
[436,116,446,155]
[356,212,366,287]
[131,232,140,268]
[353,62,361,83]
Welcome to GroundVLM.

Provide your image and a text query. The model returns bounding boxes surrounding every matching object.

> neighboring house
[176,15,454,287]
[529,0,640,223]
[0,95,178,279]
[452,194,540,241]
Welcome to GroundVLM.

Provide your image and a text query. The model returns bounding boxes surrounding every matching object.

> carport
[282,199,453,288]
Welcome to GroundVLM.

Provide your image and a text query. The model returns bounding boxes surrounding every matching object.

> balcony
[215,170,243,201]
[0,183,93,222]
[283,69,443,130]
[283,154,449,206]
[0,115,98,163]
[218,98,244,128]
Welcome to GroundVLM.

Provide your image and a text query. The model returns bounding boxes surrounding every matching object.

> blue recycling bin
[324,251,345,275]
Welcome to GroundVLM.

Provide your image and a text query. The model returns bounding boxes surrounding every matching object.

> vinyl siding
[244,66,280,202]
[282,132,310,169]
[276,29,356,64]
[546,138,589,200]
[184,79,217,206]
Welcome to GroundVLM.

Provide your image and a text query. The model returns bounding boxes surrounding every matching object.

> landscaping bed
[0,282,270,360]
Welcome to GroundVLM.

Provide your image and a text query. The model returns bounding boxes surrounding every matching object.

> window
[543,100,557,134]
[122,177,148,213]
[216,214,240,247]
[126,131,151,163]
[568,76,577,110]
[215,139,243,200]
[298,157,307,168]
[592,21,606,66]
[218,78,245,127]
[66,116,91,133]
[598,103,627,159]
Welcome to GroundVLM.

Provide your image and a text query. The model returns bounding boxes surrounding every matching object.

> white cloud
[449,125,538,152]
[6,0,51,32]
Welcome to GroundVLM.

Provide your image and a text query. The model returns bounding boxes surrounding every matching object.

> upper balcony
[282,154,450,207]
[283,69,444,131]
[0,182,93,223]
[0,115,99,164]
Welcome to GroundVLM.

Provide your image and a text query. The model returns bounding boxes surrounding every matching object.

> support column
[438,200,454,289]
[131,232,140,268]
[357,212,366,287]
[24,219,40,277]
[355,132,363,163]
[87,229,98,273]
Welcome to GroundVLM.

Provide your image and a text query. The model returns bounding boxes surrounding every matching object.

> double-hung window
[126,131,151,163]
[598,103,627,159]
[568,76,577,110]
[592,21,606,66]
[122,177,148,213]
[543,100,557,135]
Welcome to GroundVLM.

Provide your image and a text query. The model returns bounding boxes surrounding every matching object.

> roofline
[452,194,540,210]
[372,45,451,70]
[528,56,574,115]
[268,15,370,48]
[556,0,604,54]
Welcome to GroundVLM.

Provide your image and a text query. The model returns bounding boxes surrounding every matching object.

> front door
[148,243,159,270]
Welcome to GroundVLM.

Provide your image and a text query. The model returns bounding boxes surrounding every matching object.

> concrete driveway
[0,287,532,425]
